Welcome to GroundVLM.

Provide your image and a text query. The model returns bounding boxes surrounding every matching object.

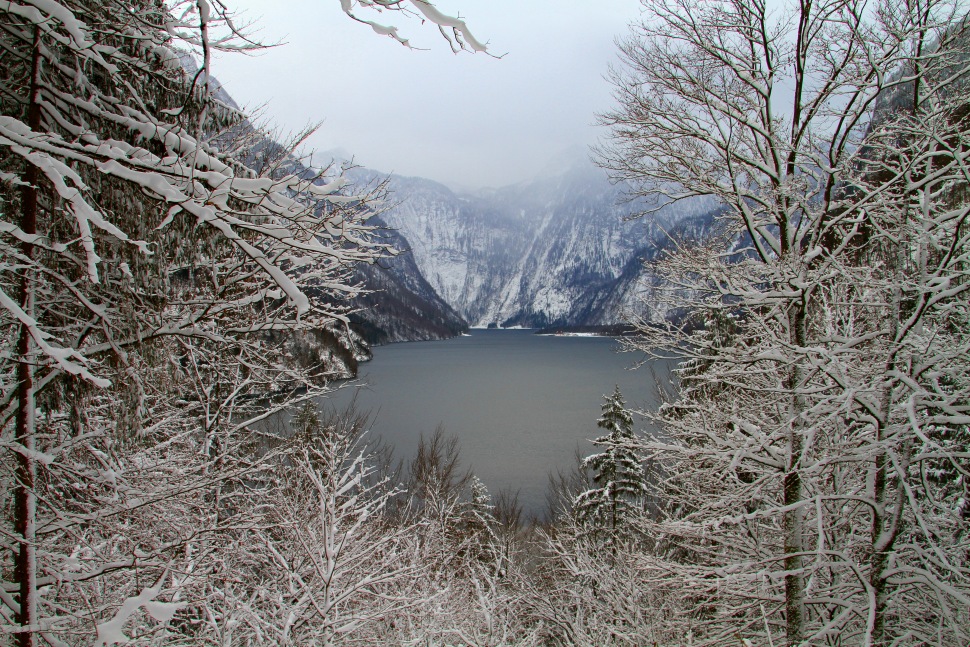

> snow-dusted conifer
[573,386,645,539]
[463,475,495,549]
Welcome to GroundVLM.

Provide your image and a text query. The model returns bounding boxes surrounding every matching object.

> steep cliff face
[347,216,469,344]
[574,208,723,327]
[242,153,469,346]
[197,72,470,347]
[350,160,716,328]
[197,69,722,346]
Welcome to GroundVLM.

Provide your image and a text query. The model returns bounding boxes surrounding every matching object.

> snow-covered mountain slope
[574,208,723,327]
[347,159,717,328]
[191,71,468,347]
[234,142,468,345]
[347,216,468,344]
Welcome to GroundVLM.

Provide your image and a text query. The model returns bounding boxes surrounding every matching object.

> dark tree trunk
[14,26,43,647]
[784,298,808,647]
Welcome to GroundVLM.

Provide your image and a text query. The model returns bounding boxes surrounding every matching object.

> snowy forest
[1,0,968,645]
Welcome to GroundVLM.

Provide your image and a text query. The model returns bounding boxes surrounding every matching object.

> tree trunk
[868,416,912,647]
[14,26,42,647]
[866,194,915,647]
[784,299,808,646]
[868,436,890,647]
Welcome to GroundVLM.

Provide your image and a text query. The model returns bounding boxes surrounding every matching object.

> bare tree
[0,0,488,644]
[244,416,423,647]
[599,0,970,644]
[532,512,676,647]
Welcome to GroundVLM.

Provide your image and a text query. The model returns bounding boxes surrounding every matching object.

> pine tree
[574,386,646,540]
[465,475,494,533]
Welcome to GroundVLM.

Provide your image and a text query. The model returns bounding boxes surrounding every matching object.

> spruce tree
[574,386,646,540]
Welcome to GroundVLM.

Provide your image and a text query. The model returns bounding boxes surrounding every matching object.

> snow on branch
[0,286,111,387]
[338,0,489,53]
[95,583,184,646]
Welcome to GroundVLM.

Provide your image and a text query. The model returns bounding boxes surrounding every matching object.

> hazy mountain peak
[310,148,356,170]
[534,145,597,181]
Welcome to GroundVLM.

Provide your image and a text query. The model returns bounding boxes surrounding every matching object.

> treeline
[533,324,637,337]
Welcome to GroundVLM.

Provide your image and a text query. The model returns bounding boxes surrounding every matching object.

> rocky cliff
[346,158,716,329]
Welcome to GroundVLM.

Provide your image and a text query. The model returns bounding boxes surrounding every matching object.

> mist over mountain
[341,157,717,331]
[203,123,466,346]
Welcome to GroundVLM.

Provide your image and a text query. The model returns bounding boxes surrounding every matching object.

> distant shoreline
[463,324,637,337]
[533,324,636,337]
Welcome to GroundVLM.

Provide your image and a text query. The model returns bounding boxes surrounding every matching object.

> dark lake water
[321,329,671,516]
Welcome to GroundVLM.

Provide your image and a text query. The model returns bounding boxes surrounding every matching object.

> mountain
[180,64,468,349]
[347,216,468,345]
[194,67,721,346]
[229,140,469,346]
[574,208,723,327]
[345,159,717,329]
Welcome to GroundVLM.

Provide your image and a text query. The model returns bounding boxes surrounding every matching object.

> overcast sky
[210,1,645,190]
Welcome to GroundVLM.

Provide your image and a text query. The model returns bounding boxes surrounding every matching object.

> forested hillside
[199,78,470,346]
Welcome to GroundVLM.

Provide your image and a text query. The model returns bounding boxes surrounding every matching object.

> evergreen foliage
[574,386,646,539]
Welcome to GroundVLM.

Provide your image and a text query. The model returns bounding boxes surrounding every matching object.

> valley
[341,153,719,340]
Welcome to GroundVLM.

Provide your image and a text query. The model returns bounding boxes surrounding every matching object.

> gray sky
[211,1,645,190]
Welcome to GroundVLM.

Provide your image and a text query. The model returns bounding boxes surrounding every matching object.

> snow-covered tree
[243,413,423,647]
[826,40,970,641]
[573,386,646,540]
[532,511,676,647]
[336,0,488,53]
[0,1,489,644]
[599,0,970,644]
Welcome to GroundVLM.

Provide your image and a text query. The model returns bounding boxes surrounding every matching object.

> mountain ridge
[340,160,717,330]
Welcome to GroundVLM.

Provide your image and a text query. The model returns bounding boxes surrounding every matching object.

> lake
[321,329,671,516]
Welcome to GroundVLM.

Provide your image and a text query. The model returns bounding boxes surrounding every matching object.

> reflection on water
[321,329,671,516]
